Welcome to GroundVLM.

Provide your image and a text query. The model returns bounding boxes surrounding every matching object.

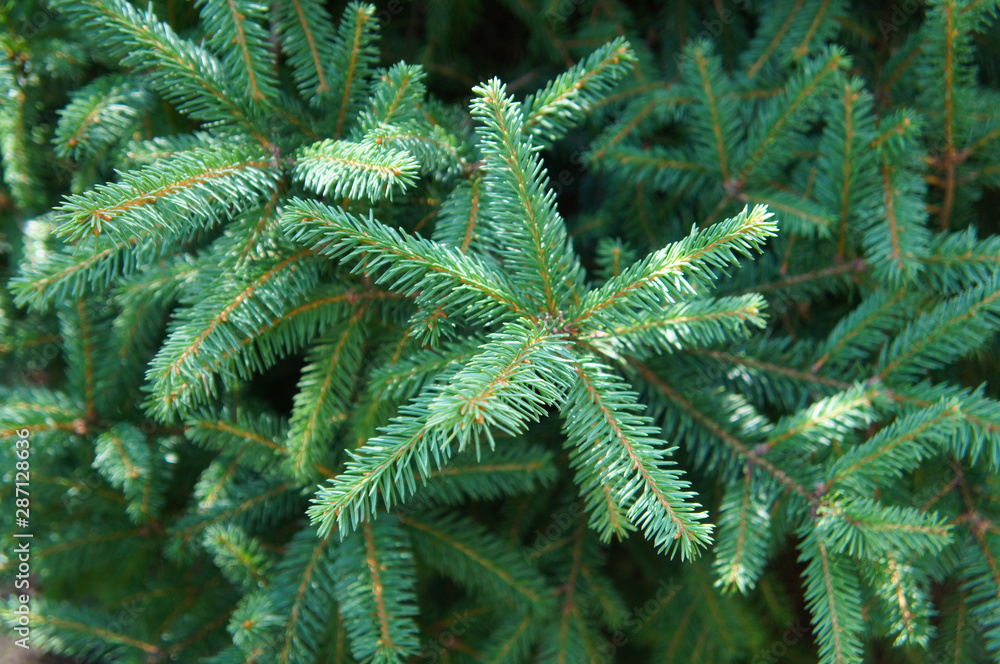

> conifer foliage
[1,1,1000,663]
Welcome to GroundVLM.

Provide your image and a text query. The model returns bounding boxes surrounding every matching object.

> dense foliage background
[2,1,1000,663]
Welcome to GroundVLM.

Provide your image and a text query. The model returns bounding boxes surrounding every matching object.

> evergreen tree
[1,1,1000,663]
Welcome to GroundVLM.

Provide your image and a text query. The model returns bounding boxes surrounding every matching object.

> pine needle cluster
[1,1,999,663]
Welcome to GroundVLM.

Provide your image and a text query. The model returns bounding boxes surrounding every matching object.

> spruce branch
[359,62,427,133]
[472,78,584,314]
[875,272,1000,382]
[292,138,419,201]
[826,400,964,492]
[329,1,381,138]
[267,526,340,664]
[562,357,713,559]
[286,310,367,480]
[52,146,280,246]
[145,248,324,420]
[713,469,778,594]
[276,0,338,105]
[676,38,740,183]
[799,528,865,664]
[307,390,452,538]
[281,198,530,319]
[195,0,279,105]
[11,223,184,311]
[400,510,553,612]
[334,516,420,663]
[54,74,153,161]
[571,204,777,329]
[48,0,264,137]
[424,320,575,452]
[522,37,637,147]
[815,495,953,559]
[583,294,768,358]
